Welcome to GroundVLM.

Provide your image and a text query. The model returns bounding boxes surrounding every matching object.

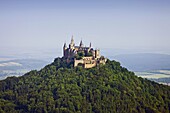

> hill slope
[0,58,170,113]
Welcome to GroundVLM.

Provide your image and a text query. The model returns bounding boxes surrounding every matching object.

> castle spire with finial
[69,35,75,49]
[71,35,74,44]
[80,40,83,47]
[89,42,91,48]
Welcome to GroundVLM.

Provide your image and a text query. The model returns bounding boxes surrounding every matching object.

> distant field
[156,70,170,75]
[0,59,49,80]
[137,74,170,79]
[0,69,30,80]
[135,70,170,79]
[135,70,170,85]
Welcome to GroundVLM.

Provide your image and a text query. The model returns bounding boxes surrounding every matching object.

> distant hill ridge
[0,59,48,70]
[0,57,170,113]
[112,53,170,71]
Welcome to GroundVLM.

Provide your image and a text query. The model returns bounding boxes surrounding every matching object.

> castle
[63,36,107,68]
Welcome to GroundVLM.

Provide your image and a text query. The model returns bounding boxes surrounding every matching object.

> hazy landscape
[0,48,59,80]
[0,59,48,80]
[1,50,170,85]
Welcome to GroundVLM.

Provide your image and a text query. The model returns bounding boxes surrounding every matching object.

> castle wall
[74,57,96,68]
[99,59,107,65]
[74,59,84,67]
[84,62,96,68]
[83,56,93,60]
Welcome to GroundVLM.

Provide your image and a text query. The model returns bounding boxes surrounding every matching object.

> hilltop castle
[63,36,107,68]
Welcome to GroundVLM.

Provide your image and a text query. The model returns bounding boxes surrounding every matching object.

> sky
[0,0,170,56]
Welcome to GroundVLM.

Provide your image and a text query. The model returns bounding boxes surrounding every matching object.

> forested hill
[0,58,170,113]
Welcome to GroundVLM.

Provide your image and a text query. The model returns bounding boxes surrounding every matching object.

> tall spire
[69,35,75,49]
[89,42,92,48]
[80,40,83,47]
[63,42,67,49]
[71,35,74,44]
[64,42,66,47]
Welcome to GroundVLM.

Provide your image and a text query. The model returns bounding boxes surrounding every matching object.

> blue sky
[0,0,170,55]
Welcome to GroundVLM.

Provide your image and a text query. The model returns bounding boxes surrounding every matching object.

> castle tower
[89,42,91,48]
[79,40,83,47]
[69,36,75,50]
[95,49,100,58]
[92,50,95,58]
[63,42,67,57]
[71,36,74,44]
[63,42,67,49]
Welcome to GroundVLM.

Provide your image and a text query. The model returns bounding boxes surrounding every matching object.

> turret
[63,42,67,50]
[71,36,74,44]
[89,42,91,48]
[63,42,67,57]
[79,40,83,47]
[95,49,100,58]
[69,36,75,49]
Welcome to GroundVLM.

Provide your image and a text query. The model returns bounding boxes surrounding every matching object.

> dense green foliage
[75,51,84,60]
[75,51,93,60]
[0,58,170,113]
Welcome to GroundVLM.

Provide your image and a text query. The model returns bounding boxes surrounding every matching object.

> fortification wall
[74,59,84,67]
[84,63,96,68]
